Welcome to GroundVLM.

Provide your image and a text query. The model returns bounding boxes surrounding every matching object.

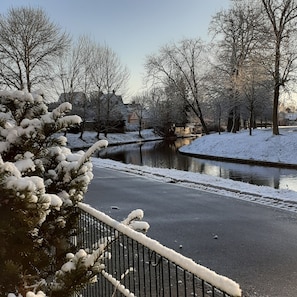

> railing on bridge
[76,203,242,297]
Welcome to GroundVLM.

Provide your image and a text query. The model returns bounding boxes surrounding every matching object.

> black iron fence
[76,203,242,297]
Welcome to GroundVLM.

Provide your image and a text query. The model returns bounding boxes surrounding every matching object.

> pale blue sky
[0,0,230,98]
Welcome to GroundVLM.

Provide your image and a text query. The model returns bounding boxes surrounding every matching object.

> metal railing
[76,203,242,297]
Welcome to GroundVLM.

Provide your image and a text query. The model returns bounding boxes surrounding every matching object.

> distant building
[284,112,297,121]
[125,103,152,131]
[48,92,87,116]
[48,91,131,132]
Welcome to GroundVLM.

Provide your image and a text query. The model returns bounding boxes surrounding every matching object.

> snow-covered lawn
[179,126,297,166]
[66,128,297,211]
[65,129,161,149]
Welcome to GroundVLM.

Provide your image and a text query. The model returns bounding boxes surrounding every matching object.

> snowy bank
[179,127,297,167]
[92,158,297,213]
[66,127,297,211]
[65,129,162,150]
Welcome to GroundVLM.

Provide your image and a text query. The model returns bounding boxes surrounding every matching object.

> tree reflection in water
[98,139,297,191]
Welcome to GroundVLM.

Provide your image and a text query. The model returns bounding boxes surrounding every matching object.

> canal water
[98,138,297,192]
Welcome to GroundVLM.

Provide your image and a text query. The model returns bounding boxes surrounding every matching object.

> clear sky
[0,0,231,99]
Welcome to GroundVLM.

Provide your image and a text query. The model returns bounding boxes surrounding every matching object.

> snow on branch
[101,270,135,297]
[121,209,150,233]
[52,102,72,120]
[0,89,112,296]
[56,115,82,130]
[75,140,108,170]
[8,292,46,297]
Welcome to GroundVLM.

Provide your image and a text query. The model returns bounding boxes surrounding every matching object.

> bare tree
[145,38,210,134]
[146,87,171,136]
[203,69,230,134]
[239,60,273,135]
[261,0,297,135]
[78,36,98,138]
[210,1,264,133]
[57,38,85,104]
[97,44,130,94]
[0,7,70,92]
[89,42,130,137]
[144,86,187,137]
[56,36,129,138]
[130,94,149,138]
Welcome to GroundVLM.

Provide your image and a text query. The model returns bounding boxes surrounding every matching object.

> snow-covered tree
[0,89,109,296]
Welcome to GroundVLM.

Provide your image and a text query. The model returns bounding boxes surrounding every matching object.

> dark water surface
[98,138,297,192]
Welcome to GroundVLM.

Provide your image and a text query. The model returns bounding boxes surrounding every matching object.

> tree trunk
[199,114,209,135]
[272,44,281,136]
[227,107,240,133]
[79,121,85,139]
[138,124,143,138]
[272,84,280,135]
[249,110,253,136]
[194,103,208,134]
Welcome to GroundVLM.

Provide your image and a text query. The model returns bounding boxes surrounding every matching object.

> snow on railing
[78,202,242,297]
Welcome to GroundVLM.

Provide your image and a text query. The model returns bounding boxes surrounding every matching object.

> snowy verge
[64,129,162,149]
[92,158,297,213]
[78,202,242,297]
[179,127,297,166]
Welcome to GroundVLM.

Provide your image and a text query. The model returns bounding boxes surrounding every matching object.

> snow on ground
[66,128,297,212]
[179,126,297,166]
[65,129,161,150]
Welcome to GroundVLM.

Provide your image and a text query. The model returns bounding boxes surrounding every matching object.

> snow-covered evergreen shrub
[0,90,108,296]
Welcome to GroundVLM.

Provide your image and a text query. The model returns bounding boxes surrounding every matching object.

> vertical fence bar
[131,239,136,294]
[175,265,179,296]
[192,274,196,297]
[202,279,205,297]
[160,256,164,297]
[148,250,153,296]
[141,244,146,297]
[154,252,159,296]
[183,270,187,296]
[167,259,172,297]
[136,241,141,295]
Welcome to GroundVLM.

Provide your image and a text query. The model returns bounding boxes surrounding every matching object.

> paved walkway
[85,166,297,297]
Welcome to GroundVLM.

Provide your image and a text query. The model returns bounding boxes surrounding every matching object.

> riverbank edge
[67,130,297,169]
[178,150,297,169]
[68,130,193,150]
[71,137,165,151]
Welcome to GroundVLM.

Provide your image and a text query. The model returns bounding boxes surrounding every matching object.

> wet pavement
[85,166,297,297]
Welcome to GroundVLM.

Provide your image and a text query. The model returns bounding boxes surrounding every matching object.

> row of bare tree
[1,2,297,137]
[0,7,129,104]
[57,35,129,105]
[142,0,297,136]
[0,6,130,137]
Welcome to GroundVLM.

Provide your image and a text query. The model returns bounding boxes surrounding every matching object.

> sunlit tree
[210,1,264,132]
[145,38,209,134]
[261,0,297,135]
[0,7,70,92]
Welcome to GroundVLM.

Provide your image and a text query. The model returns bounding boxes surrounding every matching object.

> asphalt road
[85,166,297,297]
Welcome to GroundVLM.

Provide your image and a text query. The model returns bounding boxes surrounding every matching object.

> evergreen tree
[0,89,108,296]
